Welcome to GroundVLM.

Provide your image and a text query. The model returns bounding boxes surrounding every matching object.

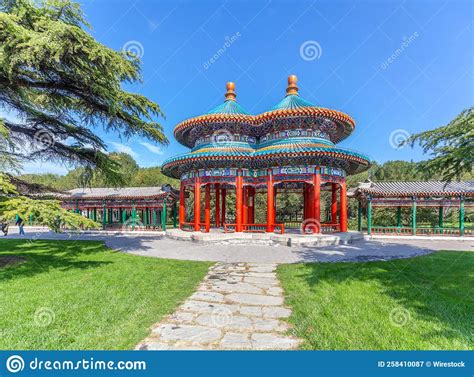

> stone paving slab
[137,262,300,350]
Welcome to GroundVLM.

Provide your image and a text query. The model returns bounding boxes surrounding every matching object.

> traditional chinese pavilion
[162,75,371,234]
[351,181,473,236]
[58,186,178,230]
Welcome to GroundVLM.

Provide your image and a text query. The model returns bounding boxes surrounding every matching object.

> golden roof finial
[225,82,236,101]
[286,75,299,96]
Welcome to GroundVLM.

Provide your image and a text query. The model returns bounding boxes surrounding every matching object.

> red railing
[199,222,210,233]
[224,223,285,234]
[320,223,340,233]
[180,222,195,232]
[273,223,285,234]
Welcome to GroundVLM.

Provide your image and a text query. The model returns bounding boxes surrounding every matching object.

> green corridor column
[161,199,167,231]
[75,199,79,214]
[367,198,372,235]
[144,208,148,226]
[93,208,97,221]
[132,202,136,230]
[102,200,107,229]
[411,197,417,235]
[357,201,362,231]
[396,206,402,228]
[172,202,177,228]
[122,208,127,224]
[153,209,157,226]
[438,206,443,228]
[459,197,465,236]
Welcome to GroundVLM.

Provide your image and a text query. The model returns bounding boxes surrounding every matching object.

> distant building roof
[57,185,177,200]
[349,181,474,198]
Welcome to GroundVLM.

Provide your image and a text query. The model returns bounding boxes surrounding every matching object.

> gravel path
[136,263,300,350]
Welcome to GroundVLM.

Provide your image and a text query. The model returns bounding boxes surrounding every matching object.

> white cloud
[110,142,139,159]
[139,141,164,155]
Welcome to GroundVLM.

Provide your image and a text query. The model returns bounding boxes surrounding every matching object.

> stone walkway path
[136,263,300,350]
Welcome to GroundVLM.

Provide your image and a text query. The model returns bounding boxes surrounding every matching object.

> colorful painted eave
[353,181,474,198]
[173,107,355,148]
[161,146,372,178]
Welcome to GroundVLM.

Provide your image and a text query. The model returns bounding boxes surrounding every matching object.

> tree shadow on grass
[295,251,473,349]
[0,240,112,282]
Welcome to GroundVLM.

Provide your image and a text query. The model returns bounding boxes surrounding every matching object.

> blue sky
[21,0,473,174]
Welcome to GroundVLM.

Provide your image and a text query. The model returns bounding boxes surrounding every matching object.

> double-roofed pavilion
[162,75,371,234]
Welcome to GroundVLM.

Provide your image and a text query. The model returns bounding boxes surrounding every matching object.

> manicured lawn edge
[0,239,212,350]
[277,251,473,350]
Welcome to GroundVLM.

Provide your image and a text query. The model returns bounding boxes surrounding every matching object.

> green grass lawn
[0,239,211,350]
[278,251,473,350]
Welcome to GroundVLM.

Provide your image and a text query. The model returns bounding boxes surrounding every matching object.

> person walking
[1,222,8,236]
[15,215,25,236]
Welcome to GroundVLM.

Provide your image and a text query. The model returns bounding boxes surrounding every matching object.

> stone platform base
[165,229,363,247]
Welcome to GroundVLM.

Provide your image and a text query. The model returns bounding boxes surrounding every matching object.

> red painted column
[205,184,211,232]
[274,186,277,224]
[194,174,201,231]
[313,173,321,228]
[235,170,243,232]
[249,187,255,224]
[242,186,248,226]
[179,180,185,229]
[221,188,226,225]
[308,183,314,219]
[266,169,274,232]
[331,183,338,224]
[215,183,220,227]
[303,183,308,220]
[340,181,348,232]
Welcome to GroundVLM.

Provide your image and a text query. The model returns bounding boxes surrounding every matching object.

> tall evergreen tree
[404,108,473,182]
[0,0,167,229]
[0,0,167,182]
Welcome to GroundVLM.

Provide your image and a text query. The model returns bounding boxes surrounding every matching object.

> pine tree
[0,0,167,182]
[404,108,474,182]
